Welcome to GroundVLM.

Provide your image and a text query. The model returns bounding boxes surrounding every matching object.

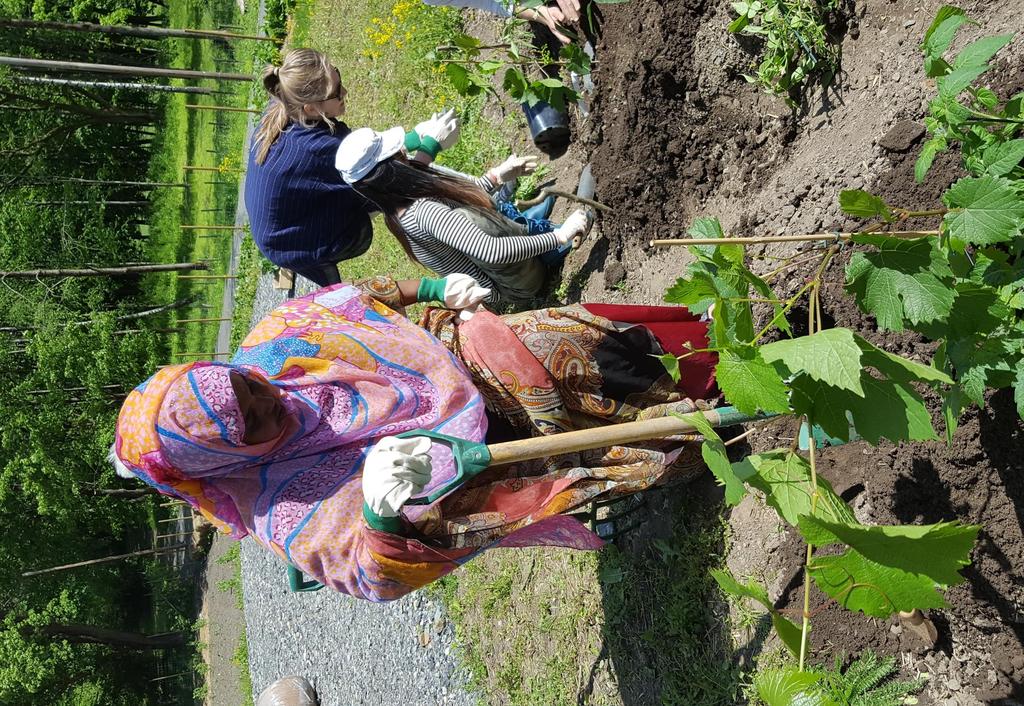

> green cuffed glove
[416,277,447,303]
[417,274,492,313]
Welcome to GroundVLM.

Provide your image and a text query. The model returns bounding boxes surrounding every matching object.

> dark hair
[353,159,507,262]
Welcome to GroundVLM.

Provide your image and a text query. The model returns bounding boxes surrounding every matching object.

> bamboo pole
[180,224,239,229]
[0,19,280,43]
[21,544,189,577]
[0,263,207,279]
[13,74,216,95]
[176,274,237,280]
[487,407,762,466]
[184,103,260,114]
[174,317,230,324]
[2,176,187,188]
[649,230,940,248]
[0,56,252,82]
[183,166,244,173]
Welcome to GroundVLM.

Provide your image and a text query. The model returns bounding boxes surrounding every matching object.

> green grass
[233,630,256,706]
[145,0,264,363]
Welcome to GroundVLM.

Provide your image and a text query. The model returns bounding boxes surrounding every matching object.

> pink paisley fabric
[116,284,490,600]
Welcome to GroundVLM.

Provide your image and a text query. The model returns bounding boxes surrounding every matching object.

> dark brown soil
[585,0,795,243]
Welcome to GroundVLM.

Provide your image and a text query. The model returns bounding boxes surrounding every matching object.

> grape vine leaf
[800,517,979,587]
[1015,359,1024,419]
[839,190,894,222]
[711,569,803,657]
[921,6,968,68]
[682,412,747,506]
[947,336,1018,404]
[731,451,855,527]
[807,547,951,617]
[687,217,727,258]
[915,135,947,182]
[799,516,979,617]
[938,64,988,98]
[846,235,955,330]
[657,353,680,383]
[855,336,953,385]
[790,373,938,444]
[715,346,790,415]
[664,271,718,309]
[760,328,864,395]
[943,176,1024,245]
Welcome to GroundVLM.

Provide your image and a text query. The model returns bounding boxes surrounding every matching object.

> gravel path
[237,275,477,705]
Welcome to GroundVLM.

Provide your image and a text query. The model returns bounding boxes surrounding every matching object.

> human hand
[551,0,580,24]
[520,4,573,44]
[487,154,540,185]
[553,208,594,248]
[443,273,491,320]
[414,108,460,150]
[361,436,433,518]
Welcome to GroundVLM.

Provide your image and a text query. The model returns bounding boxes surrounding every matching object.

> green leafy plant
[430,28,591,111]
[661,4,1020,685]
[916,5,1023,182]
[729,0,843,104]
[754,652,923,706]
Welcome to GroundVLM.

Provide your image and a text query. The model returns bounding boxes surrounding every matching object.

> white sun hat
[335,126,406,184]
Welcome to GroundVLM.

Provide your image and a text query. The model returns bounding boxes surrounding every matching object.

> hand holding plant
[487,153,540,183]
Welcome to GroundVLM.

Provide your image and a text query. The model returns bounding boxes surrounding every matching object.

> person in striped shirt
[335,126,594,306]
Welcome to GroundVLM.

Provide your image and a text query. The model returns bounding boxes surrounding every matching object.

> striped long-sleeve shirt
[397,177,560,300]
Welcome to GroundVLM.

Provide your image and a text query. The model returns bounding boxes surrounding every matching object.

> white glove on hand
[553,208,594,247]
[443,273,491,321]
[487,154,540,184]
[415,108,460,150]
[362,436,433,518]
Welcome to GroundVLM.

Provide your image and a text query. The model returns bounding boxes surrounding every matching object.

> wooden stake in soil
[184,103,260,114]
[0,55,252,82]
[649,230,939,248]
[0,262,207,279]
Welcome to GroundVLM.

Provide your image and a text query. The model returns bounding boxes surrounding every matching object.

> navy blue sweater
[244,119,372,270]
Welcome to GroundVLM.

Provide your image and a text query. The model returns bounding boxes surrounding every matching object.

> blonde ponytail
[252,49,336,165]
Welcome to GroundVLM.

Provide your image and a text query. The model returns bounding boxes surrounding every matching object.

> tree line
[0,0,258,701]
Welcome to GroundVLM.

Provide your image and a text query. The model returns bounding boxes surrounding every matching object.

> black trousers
[292,216,374,288]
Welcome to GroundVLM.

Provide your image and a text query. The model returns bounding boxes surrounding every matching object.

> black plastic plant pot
[521,100,571,159]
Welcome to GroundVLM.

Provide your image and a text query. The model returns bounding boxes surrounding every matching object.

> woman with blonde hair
[244,48,459,286]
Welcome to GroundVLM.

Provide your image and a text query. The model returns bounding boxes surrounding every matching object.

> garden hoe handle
[363,406,768,532]
[299,406,771,591]
[484,406,763,467]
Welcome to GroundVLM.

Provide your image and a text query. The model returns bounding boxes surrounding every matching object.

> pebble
[948,678,962,691]
[903,19,917,28]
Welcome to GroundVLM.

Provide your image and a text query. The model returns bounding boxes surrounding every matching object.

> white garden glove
[553,208,594,248]
[415,108,460,150]
[362,436,433,518]
[443,273,491,320]
[486,154,540,185]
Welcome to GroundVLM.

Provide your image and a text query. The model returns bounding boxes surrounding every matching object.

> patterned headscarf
[114,284,487,565]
